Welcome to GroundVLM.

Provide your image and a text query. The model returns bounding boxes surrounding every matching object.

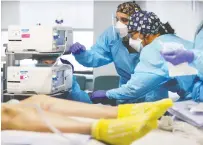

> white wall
[1,1,93,29]
[19,1,93,29]
[93,1,119,77]
[145,1,203,41]
[1,1,20,30]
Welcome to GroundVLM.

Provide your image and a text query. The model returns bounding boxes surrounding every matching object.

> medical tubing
[22,103,78,145]
[37,40,67,93]
[52,42,67,67]
[41,43,72,94]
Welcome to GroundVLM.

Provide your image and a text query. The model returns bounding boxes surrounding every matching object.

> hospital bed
[1,129,202,145]
[2,116,203,145]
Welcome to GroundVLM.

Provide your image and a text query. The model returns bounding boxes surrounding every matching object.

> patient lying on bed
[1,95,173,145]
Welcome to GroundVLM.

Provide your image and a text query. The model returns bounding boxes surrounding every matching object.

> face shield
[112,13,129,38]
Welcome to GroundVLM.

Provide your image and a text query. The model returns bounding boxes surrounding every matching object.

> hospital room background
[1,0,203,100]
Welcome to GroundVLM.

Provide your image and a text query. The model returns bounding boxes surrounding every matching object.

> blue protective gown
[106,34,198,104]
[192,26,203,77]
[74,26,140,85]
[189,26,203,102]
[68,76,92,103]
[73,26,168,103]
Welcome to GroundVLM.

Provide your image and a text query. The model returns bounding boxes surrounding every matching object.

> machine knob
[52,75,57,81]
[55,17,64,24]
[53,32,59,40]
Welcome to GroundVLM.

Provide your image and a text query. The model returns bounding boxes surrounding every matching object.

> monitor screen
[55,70,64,86]
[55,30,66,46]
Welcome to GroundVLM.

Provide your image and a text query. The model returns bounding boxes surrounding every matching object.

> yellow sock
[118,99,173,119]
[91,116,158,145]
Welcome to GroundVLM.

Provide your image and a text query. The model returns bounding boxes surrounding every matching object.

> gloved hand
[68,42,86,55]
[91,90,114,105]
[161,49,194,65]
[117,99,173,119]
[91,90,107,99]
[60,58,74,72]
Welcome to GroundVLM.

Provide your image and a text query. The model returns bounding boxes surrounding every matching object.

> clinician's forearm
[74,51,96,67]
[192,51,203,76]
[21,95,118,119]
[1,104,92,134]
[106,75,167,101]
[74,50,112,67]
[106,86,137,100]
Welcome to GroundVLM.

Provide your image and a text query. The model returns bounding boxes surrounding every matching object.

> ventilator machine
[6,24,73,94]
[8,25,73,53]
[7,65,73,94]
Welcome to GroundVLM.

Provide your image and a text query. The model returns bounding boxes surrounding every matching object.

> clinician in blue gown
[92,11,198,104]
[162,22,203,102]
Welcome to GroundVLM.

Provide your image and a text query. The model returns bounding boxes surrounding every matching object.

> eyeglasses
[116,17,129,23]
[127,32,135,38]
[127,32,147,40]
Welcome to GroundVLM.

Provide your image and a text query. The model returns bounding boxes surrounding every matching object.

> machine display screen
[55,70,64,86]
[56,30,65,46]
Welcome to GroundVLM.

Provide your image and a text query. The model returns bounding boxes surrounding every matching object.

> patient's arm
[2,103,91,134]
[20,95,118,119]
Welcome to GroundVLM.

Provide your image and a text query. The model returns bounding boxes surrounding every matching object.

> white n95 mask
[115,21,128,38]
[129,38,143,52]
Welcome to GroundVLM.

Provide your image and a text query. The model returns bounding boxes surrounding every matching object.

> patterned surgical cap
[128,10,168,35]
[117,1,141,16]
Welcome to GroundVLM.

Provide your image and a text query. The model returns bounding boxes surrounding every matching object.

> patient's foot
[92,99,174,145]
[117,99,173,119]
[91,113,158,145]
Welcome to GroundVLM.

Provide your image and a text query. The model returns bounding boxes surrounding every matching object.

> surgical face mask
[129,38,143,52]
[115,21,128,38]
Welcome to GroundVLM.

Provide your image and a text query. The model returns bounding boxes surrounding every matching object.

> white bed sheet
[1,130,102,145]
[2,129,201,145]
[132,129,202,145]
[2,116,202,145]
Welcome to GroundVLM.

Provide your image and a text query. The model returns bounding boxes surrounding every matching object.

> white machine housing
[8,25,73,53]
[7,65,73,94]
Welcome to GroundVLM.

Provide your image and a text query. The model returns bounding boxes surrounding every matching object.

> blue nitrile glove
[161,49,194,65]
[91,90,117,105]
[91,90,108,103]
[68,42,86,55]
[91,90,107,99]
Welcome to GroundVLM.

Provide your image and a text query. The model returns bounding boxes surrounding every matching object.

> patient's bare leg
[21,95,118,119]
[2,104,91,134]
